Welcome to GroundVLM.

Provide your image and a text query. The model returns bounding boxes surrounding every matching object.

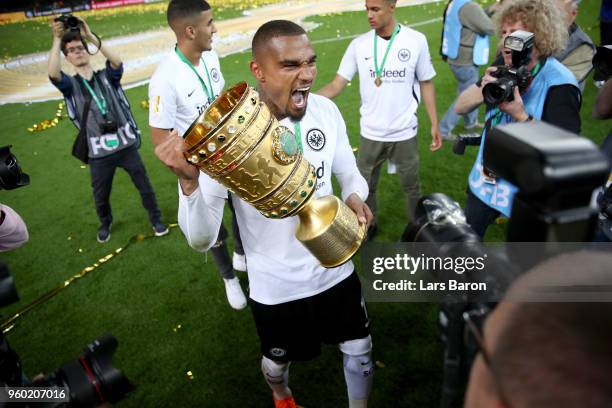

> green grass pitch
[0,1,607,406]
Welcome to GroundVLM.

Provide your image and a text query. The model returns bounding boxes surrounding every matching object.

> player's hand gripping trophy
[182,82,366,267]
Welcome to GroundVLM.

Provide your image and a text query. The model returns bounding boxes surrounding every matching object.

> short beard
[288,109,307,121]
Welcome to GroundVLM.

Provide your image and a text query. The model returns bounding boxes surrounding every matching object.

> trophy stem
[296,195,367,268]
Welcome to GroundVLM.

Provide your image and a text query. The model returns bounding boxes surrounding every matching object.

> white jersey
[337,25,436,142]
[178,94,369,305]
[148,48,225,137]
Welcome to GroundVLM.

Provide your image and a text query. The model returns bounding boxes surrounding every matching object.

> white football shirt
[177,94,369,305]
[149,48,225,137]
[338,25,436,142]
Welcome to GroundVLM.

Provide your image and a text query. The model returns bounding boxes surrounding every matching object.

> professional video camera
[593,45,612,82]
[54,14,81,32]
[0,264,134,406]
[0,145,30,191]
[482,30,534,106]
[402,121,609,407]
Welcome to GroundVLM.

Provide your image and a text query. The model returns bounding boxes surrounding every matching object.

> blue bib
[467,58,578,216]
[441,0,490,65]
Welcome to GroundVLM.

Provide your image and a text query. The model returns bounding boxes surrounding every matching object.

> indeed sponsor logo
[369,68,407,78]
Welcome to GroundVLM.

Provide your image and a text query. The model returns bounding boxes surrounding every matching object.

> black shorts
[250,271,370,363]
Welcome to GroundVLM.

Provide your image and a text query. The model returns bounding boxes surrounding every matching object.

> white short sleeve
[148,71,177,130]
[337,40,358,82]
[415,34,436,82]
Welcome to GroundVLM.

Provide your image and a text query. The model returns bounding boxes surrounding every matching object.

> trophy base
[296,195,367,268]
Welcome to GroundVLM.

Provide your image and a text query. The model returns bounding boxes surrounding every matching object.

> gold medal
[373,25,400,90]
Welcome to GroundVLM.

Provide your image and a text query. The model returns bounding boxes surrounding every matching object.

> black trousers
[89,147,161,227]
[464,189,501,239]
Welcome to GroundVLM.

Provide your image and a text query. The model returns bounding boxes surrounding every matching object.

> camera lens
[44,335,134,406]
[483,79,514,106]
[66,15,80,31]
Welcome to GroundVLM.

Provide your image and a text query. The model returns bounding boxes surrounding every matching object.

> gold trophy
[182,82,366,268]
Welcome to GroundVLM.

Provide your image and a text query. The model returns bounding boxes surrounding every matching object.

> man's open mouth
[291,87,310,109]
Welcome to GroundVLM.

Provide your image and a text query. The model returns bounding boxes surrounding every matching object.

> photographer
[553,0,595,91]
[48,16,168,243]
[454,0,581,238]
[464,251,612,408]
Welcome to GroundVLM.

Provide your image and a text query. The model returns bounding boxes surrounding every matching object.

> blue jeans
[440,63,479,136]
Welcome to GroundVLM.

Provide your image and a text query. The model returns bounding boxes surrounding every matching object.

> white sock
[343,351,373,404]
[349,398,368,408]
[261,356,292,399]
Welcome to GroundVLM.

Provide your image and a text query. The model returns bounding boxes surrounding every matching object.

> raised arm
[48,20,64,81]
[455,65,500,115]
[317,74,349,99]
[78,17,122,68]
[155,131,225,251]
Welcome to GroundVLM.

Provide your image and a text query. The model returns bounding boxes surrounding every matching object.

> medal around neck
[182,82,366,268]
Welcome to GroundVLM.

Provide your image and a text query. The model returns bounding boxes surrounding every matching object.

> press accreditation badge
[482,166,497,185]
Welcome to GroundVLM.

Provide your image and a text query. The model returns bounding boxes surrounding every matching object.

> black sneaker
[97,224,111,243]
[152,222,169,237]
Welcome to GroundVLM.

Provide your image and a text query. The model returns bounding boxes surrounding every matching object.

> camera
[401,121,609,407]
[0,145,30,191]
[452,133,481,155]
[31,334,135,407]
[0,265,134,406]
[482,30,535,106]
[593,45,612,82]
[99,119,118,134]
[54,14,81,32]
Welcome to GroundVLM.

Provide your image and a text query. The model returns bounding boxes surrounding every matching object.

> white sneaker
[223,277,247,310]
[387,161,397,174]
[232,252,247,272]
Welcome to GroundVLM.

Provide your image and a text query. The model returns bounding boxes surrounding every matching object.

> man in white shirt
[148,0,246,310]
[154,20,374,408]
[318,0,442,240]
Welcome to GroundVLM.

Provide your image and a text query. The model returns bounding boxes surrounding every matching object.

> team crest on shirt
[306,128,326,151]
[270,347,287,357]
[211,68,220,82]
[398,48,411,62]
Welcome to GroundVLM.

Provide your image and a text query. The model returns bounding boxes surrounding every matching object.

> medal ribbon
[175,46,214,102]
[374,24,401,83]
[293,121,304,152]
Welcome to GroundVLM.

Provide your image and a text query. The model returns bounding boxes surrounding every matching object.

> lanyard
[293,121,303,153]
[175,46,214,102]
[373,24,400,85]
[81,75,107,117]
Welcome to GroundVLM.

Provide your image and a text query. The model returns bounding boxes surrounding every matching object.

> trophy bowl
[182,82,365,268]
